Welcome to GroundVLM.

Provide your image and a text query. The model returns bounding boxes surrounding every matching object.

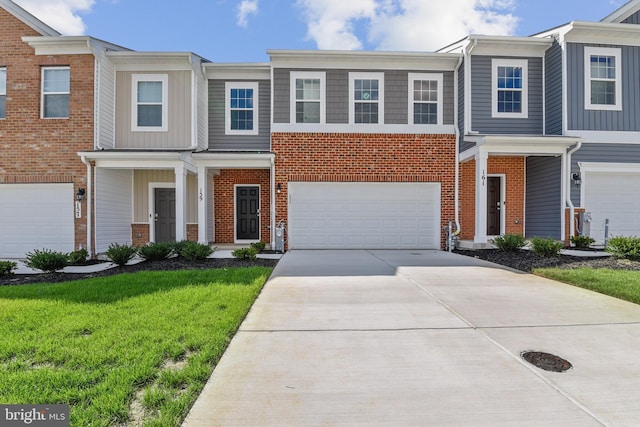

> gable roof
[0,0,60,36]
[601,0,640,23]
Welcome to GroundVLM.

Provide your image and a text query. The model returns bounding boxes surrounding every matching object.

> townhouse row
[1,0,640,257]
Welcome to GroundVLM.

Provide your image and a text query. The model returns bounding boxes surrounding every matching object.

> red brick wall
[0,9,95,252]
[131,224,150,247]
[186,224,198,242]
[564,207,585,246]
[213,169,271,244]
[272,133,457,248]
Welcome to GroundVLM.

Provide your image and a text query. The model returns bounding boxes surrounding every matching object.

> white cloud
[237,0,259,28]
[297,0,518,51]
[14,0,94,35]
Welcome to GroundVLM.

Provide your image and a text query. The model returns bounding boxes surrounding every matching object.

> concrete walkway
[183,250,640,426]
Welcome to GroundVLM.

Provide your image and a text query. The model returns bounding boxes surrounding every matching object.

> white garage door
[0,183,75,258]
[584,172,640,244]
[288,182,441,249]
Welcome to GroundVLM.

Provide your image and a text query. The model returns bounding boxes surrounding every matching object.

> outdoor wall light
[276,183,282,194]
[571,173,581,185]
[76,188,86,200]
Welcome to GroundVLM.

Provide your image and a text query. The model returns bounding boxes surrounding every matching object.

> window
[225,82,258,135]
[0,68,6,119]
[132,74,168,131]
[42,67,70,119]
[491,59,528,118]
[349,72,384,124]
[290,71,325,124]
[409,73,443,125]
[585,47,622,111]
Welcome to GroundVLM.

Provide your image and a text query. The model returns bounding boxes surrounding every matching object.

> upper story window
[132,74,168,132]
[0,68,6,119]
[290,71,325,124]
[42,67,70,119]
[225,81,259,135]
[349,72,384,124]
[585,46,622,111]
[409,73,443,125]
[491,59,528,119]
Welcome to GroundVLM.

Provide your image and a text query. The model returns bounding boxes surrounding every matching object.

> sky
[13,0,628,62]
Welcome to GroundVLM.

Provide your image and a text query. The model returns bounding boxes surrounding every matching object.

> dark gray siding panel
[443,72,455,126]
[326,70,349,124]
[471,55,544,134]
[570,143,640,204]
[623,10,640,24]
[525,156,562,239]
[567,43,640,131]
[208,79,271,151]
[273,69,289,124]
[545,41,563,135]
[385,70,408,125]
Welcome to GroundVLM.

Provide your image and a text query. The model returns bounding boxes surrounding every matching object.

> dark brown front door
[155,188,176,242]
[487,177,502,236]
[236,186,259,240]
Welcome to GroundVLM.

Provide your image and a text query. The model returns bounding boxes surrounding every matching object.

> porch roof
[460,135,582,162]
[78,151,275,170]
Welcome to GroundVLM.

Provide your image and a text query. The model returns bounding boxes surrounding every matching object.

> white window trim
[290,71,326,124]
[584,46,622,111]
[225,81,259,136]
[131,74,168,132]
[41,66,70,119]
[0,67,6,120]
[349,72,384,125]
[491,59,528,119]
[408,73,443,126]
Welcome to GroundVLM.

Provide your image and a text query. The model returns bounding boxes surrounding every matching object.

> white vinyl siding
[42,67,70,119]
[409,73,443,125]
[584,46,622,111]
[491,59,528,119]
[349,72,384,124]
[131,74,168,132]
[225,81,259,135]
[95,169,133,253]
[290,71,325,124]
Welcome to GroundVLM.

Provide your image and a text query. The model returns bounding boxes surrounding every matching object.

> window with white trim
[409,73,443,125]
[0,68,6,119]
[132,74,168,131]
[290,71,325,124]
[42,67,70,119]
[491,59,528,118]
[349,72,384,124]
[225,81,258,135]
[584,46,622,111]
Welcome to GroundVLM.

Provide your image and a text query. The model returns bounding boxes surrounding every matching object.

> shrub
[606,236,640,261]
[23,248,68,273]
[138,242,174,261]
[179,241,214,261]
[491,234,525,252]
[232,247,258,261]
[106,243,138,267]
[68,248,89,265]
[250,241,267,253]
[0,261,17,276]
[171,240,190,255]
[570,235,595,249]
[530,237,564,257]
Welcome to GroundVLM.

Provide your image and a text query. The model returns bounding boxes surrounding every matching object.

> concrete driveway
[183,250,640,426]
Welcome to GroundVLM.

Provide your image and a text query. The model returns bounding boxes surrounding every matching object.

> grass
[535,268,640,305]
[0,267,272,426]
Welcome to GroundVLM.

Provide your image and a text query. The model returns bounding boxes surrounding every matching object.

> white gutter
[80,155,93,257]
[270,156,276,250]
[453,54,464,235]
[566,141,582,243]
[463,39,477,134]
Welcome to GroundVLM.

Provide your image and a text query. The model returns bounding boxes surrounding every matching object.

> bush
[68,248,89,265]
[23,248,68,273]
[138,242,174,261]
[250,241,266,253]
[530,237,564,257]
[606,236,640,261]
[0,261,17,276]
[171,240,190,255]
[570,235,595,249]
[179,241,214,261]
[106,243,138,267]
[232,247,258,261]
[491,234,525,252]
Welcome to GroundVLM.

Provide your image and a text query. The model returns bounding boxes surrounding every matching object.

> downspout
[566,141,582,244]
[270,156,276,250]
[453,53,464,236]
[81,155,93,257]
[463,39,477,135]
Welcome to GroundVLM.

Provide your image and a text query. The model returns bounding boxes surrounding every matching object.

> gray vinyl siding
[385,70,407,124]
[471,56,544,134]
[545,41,563,135]
[97,55,116,149]
[623,10,640,24]
[567,43,640,131]
[327,70,348,124]
[570,143,640,205]
[208,79,271,151]
[273,68,289,123]
[525,156,562,239]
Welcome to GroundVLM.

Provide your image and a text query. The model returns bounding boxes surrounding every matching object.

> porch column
[474,151,489,244]
[175,165,187,241]
[197,166,208,243]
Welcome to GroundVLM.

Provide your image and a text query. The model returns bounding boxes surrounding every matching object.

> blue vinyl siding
[566,43,640,131]
[525,156,562,239]
[545,41,563,135]
[471,56,544,134]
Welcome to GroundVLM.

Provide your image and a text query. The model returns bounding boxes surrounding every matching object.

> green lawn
[535,268,640,305]
[0,268,272,426]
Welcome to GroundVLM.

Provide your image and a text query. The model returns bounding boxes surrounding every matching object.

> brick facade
[186,223,198,242]
[272,133,457,248]
[0,9,94,252]
[131,223,150,247]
